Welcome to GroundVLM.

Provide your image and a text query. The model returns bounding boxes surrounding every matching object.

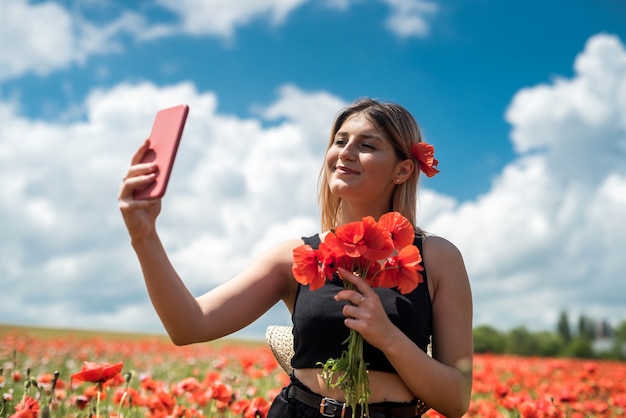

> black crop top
[291,233,433,374]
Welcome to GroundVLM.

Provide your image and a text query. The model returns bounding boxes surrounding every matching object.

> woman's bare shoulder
[422,234,464,261]
[421,234,469,290]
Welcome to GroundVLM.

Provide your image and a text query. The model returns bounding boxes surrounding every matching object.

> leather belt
[287,385,421,418]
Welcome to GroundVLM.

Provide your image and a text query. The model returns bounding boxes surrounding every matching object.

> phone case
[133,104,189,200]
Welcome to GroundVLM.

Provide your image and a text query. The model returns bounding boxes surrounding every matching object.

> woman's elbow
[439,397,471,418]
[166,328,201,346]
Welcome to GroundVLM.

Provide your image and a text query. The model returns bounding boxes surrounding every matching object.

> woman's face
[325,112,401,206]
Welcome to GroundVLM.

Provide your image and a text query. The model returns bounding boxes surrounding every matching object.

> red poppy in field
[12,370,22,382]
[71,394,90,410]
[83,384,109,401]
[613,393,626,408]
[230,399,251,415]
[11,395,39,418]
[378,211,415,250]
[140,375,165,393]
[114,387,145,408]
[146,391,176,416]
[202,371,221,386]
[244,397,270,418]
[207,381,233,406]
[172,377,202,396]
[37,373,55,384]
[172,405,204,418]
[71,361,124,384]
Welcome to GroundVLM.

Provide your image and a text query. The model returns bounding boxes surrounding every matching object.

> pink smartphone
[133,104,189,200]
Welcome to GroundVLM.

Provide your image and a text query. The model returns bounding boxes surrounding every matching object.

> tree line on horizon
[473,311,626,360]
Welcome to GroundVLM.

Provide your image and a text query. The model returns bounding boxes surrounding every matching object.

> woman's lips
[335,165,358,175]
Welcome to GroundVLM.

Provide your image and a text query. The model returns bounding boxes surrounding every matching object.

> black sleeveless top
[291,234,433,374]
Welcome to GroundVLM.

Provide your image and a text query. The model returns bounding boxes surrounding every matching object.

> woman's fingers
[119,140,160,201]
[337,267,373,294]
[130,139,151,164]
[335,267,375,306]
[334,266,397,345]
[117,139,163,240]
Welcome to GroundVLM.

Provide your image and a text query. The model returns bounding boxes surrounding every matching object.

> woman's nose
[338,141,357,161]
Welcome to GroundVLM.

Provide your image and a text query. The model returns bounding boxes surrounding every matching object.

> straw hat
[265,325,294,375]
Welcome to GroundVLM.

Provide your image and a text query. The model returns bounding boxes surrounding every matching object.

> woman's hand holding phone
[118,139,162,242]
[118,104,188,241]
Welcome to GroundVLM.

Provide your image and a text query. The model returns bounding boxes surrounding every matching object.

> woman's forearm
[384,331,472,417]
[131,232,205,345]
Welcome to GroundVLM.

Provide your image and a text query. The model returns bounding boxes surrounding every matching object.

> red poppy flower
[71,361,124,384]
[146,391,176,416]
[12,395,39,418]
[318,239,342,279]
[376,245,423,294]
[332,220,364,258]
[378,212,415,250]
[37,373,55,384]
[72,394,90,410]
[292,244,327,290]
[244,397,270,418]
[114,387,144,408]
[207,381,233,405]
[334,216,394,261]
[230,399,251,415]
[411,142,439,177]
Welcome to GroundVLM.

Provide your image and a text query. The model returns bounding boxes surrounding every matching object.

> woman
[119,98,473,417]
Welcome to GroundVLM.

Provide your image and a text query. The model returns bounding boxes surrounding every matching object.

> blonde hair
[318,98,424,231]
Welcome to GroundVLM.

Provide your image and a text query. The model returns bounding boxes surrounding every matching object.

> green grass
[0,323,264,347]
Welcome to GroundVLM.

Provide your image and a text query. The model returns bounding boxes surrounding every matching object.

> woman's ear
[393,159,415,184]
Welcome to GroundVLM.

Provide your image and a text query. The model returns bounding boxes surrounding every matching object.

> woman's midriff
[293,368,415,403]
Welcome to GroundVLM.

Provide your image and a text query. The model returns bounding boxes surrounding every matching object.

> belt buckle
[320,397,346,418]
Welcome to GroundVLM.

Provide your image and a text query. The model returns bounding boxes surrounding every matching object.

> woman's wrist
[130,228,160,250]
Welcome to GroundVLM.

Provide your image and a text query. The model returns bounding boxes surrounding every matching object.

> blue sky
[1,0,626,339]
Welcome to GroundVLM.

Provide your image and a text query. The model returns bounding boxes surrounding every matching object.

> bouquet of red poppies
[292,212,424,418]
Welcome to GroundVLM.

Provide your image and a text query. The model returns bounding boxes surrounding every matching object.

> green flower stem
[319,278,371,418]
[96,383,102,417]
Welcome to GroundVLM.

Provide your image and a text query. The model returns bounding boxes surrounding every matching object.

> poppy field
[1,326,625,417]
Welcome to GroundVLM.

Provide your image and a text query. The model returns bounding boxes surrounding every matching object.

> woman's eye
[333,138,345,146]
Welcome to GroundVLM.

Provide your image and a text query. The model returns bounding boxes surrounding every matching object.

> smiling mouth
[335,165,358,175]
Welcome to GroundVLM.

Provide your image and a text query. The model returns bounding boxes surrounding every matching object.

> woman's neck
[338,200,392,225]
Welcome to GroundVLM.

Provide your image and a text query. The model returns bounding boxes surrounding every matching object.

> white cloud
[159,0,438,39]
[0,0,153,81]
[423,33,626,330]
[0,0,73,79]
[156,0,309,38]
[383,0,438,38]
